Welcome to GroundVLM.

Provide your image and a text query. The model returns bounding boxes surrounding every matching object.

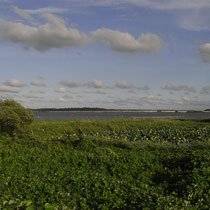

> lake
[33,111,210,120]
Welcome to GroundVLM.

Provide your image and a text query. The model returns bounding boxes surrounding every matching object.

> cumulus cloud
[55,87,67,93]
[114,81,149,90]
[128,89,136,94]
[95,90,106,94]
[20,94,44,100]
[60,80,149,91]
[0,13,89,51]
[114,81,150,90]
[91,28,163,53]
[199,43,210,62]
[139,95,163,106]
[137,85,150,91]
[84,90,106,94]
[60,80,105,89]
[30,80,46,87]
[200,86,210,94]
[62,94,74,99]
[58,97,67,102]
[0,85,20,93]
[60,81,82,88]
[110,94,210,109]
[162,84,196,93]
[0,8,164,53]
[29,90,45,94]
[174,97,210,107]
[111,95,163,107]
[115,81,133,89]
[37,75,45,80]
[3,79,25,87]
[86,80,104,88]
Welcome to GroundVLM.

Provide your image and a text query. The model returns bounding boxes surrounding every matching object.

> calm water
[33,111,210,120]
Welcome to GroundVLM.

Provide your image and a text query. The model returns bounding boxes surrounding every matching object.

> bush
[0,99,34,137]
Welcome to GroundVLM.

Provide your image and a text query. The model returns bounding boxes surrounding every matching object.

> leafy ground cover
[0,119,210,209]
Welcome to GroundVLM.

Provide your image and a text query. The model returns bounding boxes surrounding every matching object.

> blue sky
[0,0,210,110]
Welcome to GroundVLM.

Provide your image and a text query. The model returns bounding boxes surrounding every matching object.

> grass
[0,119,210,209]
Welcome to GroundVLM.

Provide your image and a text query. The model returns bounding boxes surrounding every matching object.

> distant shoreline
[32,110,209,113]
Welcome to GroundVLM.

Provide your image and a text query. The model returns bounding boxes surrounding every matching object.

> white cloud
[137,85,150,91]
[30,80,46,87]
[0,9,164,53]
[62,94,74,99]
[25,7,69,15]
[162,84,196,93]
[0,13,89,51]
[115,82,150,90]
[126,0,210,32]
[128,89,136,94]
[115,81,133,89]
[176,9,210,31]
[29,90,45,94]
[20,94,44,99]
[37,75,45,80]
[3,79,25,87]
[110,94,210,109]
[95,90,106,94]
[84,90,106,94]
[126,0,210,10]
[12,6,37,25]
[0,0,14,2]
[41,13,66,25]
[64,0,119,7]
[91,28,163,53]
[55,87,67,93]
[200,86,210,94]
[199,43,210,62]
[60,81,82,88]
[86,80,104,88]
[60,80,149,91]
[0,85,20,93]
[174,97,210,107]
[60,80,105,89]
[66,0,210,10]
[66,1,210,31]
[58,97,67,102]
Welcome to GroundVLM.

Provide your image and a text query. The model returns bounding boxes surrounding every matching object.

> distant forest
[31,108,209,112]
[32,107,114,112]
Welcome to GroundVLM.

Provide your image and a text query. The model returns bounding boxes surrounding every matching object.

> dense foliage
[0,99,34,137]
[0,119,209,209]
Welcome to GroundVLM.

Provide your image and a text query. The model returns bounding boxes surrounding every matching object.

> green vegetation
[0,118,210,209]
[0,99,34,137]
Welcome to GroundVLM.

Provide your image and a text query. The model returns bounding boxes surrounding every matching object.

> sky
[0,0,210,110]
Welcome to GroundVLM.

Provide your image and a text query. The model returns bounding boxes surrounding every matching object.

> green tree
[0,99,34,137]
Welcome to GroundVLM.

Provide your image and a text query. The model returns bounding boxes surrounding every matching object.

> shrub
[0,99,34,137]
